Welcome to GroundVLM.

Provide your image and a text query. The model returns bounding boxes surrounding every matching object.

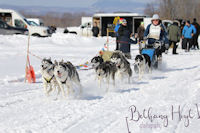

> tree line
[20,11,91,27]
[144,0,200,21]
[20,0,200,27]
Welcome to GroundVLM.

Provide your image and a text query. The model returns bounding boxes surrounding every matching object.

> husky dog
[95,61,117,92]
[41,58,60,96]
[134,54,151,79]
[54,60,82,97]
[91,56,104,68]
[110,52,132,83]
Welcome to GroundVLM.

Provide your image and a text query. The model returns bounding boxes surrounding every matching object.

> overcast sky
[0,0,155,7]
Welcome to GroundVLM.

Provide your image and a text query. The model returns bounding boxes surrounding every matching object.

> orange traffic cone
[26,65,36,83]
[25,34,36,83]
[25,55,36,83]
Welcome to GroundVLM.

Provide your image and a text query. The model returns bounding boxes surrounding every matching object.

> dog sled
[76,50,116,71]
[134,40,163,73]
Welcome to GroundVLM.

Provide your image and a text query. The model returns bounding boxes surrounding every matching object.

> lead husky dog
[54,60,82,97]
[91,56,104,69]
[110,52,132,83]
[95,61,117,92]
[41,58,60,96]
[134,54,151,80]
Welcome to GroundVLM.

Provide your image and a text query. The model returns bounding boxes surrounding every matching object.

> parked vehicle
[27,20,55,34]
[48,25,57,33]
[80,17,92,36]
[63,28,77,34]
[27,18,44,26]
[0,9,51,37]
[28,20,39,26]
[0,19,28,35]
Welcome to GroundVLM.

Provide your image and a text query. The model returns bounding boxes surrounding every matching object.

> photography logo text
[125,104,200,131]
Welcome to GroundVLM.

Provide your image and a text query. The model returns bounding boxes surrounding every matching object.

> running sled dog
[91,56,104,69]
[110,52,132,83]
[41,58,60,96]
[91,56,117,92]
[134,54,151,79]
[54,60,82,97]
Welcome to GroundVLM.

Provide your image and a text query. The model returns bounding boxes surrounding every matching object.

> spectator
[182,20,196,52]
[114,18,122,50]
[180,21,186,49]
[167,22,181,54]
[137,22,145,42]
[118,19,137,59]
[192,18,200,49]
[92,22,99,37]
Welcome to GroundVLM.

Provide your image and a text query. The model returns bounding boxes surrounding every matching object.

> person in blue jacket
[114,19,122,50]
[143,14,169,58]
[182,20,196,52]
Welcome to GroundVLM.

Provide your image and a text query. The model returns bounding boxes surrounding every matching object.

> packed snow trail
[0,32,200,133]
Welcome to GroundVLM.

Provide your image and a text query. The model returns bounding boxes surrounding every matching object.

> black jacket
[92,26,99,36]
[118,25,136,53]
[192,22,200,36]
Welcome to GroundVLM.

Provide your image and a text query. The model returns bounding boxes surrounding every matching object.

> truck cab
[0,9,51,37]
[0,19,28,35]
[27,18,44,26]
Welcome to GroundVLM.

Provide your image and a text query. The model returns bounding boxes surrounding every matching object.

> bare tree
[144,2,158,17]
[20,11,91,27]
[144,0,200,22]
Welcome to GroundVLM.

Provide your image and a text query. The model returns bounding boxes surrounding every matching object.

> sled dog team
[41,51,152,97]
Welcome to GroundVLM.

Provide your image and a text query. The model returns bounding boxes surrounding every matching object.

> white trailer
[143,18,152,29]
[80,17,93,36]
[93,13,146,36]
[81,17,92,28]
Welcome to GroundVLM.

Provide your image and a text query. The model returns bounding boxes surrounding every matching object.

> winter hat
[122,19,127,24]
[173,21,178,26]
[152,14,160,20]
[186,20,190,24]
[119,18,124,24]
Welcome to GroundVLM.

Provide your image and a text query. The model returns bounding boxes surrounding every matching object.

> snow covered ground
[0,31,200,133]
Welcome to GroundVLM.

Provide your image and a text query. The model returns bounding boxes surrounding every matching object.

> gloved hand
[143,36,147,40]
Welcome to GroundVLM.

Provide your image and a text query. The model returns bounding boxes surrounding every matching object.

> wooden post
[25,33,30,82]
[106,28,109,51]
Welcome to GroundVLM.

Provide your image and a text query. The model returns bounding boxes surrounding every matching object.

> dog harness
[61,77,68,84]
[117,62,131,73]
[44,75,54,83]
